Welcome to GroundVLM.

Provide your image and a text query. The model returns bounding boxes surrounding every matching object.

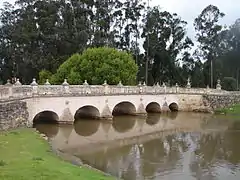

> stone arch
[74,120,100,137]
[169,102,179,112]
[112,101,136,116]
[33,111,59,126]
[74,105,100,120]
[112,116,136,133]
[146,102,161,113]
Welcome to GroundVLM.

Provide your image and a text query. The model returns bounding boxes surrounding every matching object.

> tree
[50,47,138,85]
[141,6,193,85]
[194,5,225,87]
[39,70,52,84]
[0,2,19,83]
[219,19,240,89]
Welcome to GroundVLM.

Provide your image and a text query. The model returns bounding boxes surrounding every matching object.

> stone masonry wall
[0,101,29,130]
[203,94,240,111]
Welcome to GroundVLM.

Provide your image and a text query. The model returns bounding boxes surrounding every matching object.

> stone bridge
[0,78,240,128]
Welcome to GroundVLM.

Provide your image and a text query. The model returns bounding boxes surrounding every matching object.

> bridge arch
[33,110,59,126]
[169,102,179,112]
[112,101,136,116]
[146,102,161,113]
[74,105,100,120]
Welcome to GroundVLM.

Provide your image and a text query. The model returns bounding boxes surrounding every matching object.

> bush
[51,47,138,85]
[222,77,237,91]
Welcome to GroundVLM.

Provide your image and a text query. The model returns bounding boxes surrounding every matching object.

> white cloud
[0,0,15,7]
[150,0,240,40]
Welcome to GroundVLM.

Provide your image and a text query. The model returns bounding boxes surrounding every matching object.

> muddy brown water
[35,112,240,180]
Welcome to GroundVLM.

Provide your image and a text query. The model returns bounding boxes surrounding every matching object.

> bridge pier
[59,108,74,124]
[137,103,147,114]
[100,104,113,120]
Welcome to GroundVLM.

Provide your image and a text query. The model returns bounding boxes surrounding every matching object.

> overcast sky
[1,0,240,40]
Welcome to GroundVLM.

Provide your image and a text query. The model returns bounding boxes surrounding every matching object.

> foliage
[194,5,225,87]
[141,7,194,85]
[222,77,237,91]
[0,128,113,180]
[51,47,138,85]
[0,1,240,89]
[39,70,53,84]
[215,104,240,115]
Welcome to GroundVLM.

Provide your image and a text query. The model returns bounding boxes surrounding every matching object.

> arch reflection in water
[35,124,59,138]
[112,101,136,116]
[168,111,178,120]
[146,113,161,125]
[112,116,136,133]
[33,110,59,126]
[74,119,101,137]
[74,105,100,120]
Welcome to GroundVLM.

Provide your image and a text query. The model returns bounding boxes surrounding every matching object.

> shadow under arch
[74,105,100,120]
[146,102,161,113]
[74,119,101,137]
[33,111,59,127]
[112,116,136,133]
[146,113,161,125]
[169,102,179,112]
[112,101,136,116]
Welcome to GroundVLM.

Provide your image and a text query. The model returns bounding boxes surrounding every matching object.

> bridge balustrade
[0,78,237,101]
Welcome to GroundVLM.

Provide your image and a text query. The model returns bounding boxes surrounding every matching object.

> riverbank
[215,104,240,115]
[0,128,114,180]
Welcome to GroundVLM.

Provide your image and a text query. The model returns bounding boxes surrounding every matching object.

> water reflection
[35,113,240,180]
[146,114,160,125]
[168,111,178,120]
[74,119,100,136]
[35,124,59,138]
[112,116,136,133]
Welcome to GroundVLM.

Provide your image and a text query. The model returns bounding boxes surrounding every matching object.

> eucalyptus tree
[194,5,225,87]
[141,6,193,85]
[0,2,21,82]
[218,18,240,89]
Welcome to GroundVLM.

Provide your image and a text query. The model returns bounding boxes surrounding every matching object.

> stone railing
[0,78,237,100]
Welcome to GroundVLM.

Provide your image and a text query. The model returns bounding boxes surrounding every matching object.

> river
[35,112,240,180]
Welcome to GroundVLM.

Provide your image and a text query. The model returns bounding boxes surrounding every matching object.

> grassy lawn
[215,104,240,115]
[0,128,114,180]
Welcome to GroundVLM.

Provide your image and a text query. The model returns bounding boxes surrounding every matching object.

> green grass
[0,128,114,180]
[215,104,240,115]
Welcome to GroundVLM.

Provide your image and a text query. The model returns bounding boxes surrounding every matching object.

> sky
[1,0,240,41]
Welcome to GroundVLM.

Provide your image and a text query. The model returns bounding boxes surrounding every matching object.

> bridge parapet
[0,78,235,101]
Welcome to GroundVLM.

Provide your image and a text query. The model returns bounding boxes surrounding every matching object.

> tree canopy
[49,47,138,85]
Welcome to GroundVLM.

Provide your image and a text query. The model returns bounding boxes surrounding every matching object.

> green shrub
[39,70,53,84]
[51,47,138,85]
[222,77,237,91]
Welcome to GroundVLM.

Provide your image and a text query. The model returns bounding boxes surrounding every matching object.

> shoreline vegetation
[0,128,114,180]
[214,104,240,115]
